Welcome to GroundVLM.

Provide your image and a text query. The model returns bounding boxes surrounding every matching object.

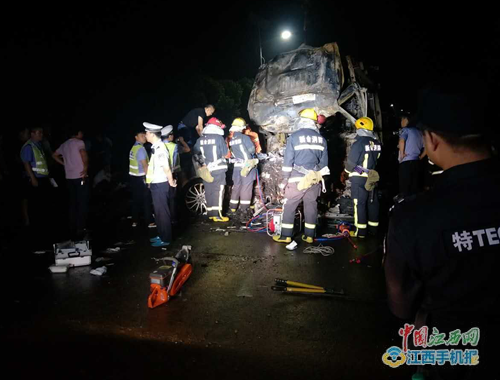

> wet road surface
[1,208,413,379]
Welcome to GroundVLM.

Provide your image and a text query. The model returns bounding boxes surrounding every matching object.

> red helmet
[206,117,225,129]
[317,114,326,125]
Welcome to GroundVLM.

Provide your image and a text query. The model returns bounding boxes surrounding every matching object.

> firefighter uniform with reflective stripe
[228,132,256,211]
[193,126,229,218]
[344,131,381,238]
[280,118,329,239]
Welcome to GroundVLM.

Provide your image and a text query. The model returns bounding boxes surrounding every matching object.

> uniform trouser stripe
[305,223,316,229]
[204,173,226,217]
[351,177,379,237]
[231,168,255,210]
[281,182,320,238]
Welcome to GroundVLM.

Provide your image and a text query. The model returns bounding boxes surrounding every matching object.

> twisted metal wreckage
[247,42,382,218]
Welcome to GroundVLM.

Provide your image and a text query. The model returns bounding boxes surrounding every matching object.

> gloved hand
[241,158,259,177]
[198,165,214,183]
[297,171,322,191]
[364,170,380,191]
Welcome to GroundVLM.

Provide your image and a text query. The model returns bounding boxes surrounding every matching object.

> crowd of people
[0,75,498,378]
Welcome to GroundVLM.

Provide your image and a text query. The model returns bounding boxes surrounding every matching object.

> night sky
[4,0,499,136]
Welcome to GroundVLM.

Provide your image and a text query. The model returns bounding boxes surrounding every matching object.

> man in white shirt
[143,122,177,247]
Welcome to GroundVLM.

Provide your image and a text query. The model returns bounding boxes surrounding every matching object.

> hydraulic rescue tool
[271,278,346,297]
[148,245,193,309]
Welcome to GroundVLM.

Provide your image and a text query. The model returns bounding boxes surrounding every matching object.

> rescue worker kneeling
[344,117,381,238]
[193,117,230,222]
[273,108,329,244]
[227,117,257,218]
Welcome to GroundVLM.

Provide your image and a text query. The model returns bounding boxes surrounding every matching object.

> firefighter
[344,117,381,238]
[193,117,230,222]
[273,108,329,244]
[227,117,258,219]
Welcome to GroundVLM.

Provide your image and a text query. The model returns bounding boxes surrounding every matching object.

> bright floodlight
[281,30,292,40]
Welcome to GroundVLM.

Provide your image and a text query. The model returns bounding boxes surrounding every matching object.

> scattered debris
[95,257,113,263]
[113,240,135,246]
[101,247,120,254]
[48,264,70,273]
[286,240,298,251]
[90,266,107,276]
[303,244,335,257]
[34,250,50,255]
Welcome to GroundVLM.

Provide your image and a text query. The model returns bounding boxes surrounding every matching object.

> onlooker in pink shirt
[53,128,90,240]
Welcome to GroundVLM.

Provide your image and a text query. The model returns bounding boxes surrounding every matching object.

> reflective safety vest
[146,157,154,184]
[165,141,181,173]
[22,140,49,176]
[129,144,148,176]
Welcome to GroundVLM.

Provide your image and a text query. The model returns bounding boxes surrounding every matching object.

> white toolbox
[54,240,92,267]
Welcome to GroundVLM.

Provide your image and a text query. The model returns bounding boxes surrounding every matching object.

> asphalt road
[0,195,418,380]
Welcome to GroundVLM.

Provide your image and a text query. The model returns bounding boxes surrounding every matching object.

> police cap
[143,122,162,133]
[161,125,174,136]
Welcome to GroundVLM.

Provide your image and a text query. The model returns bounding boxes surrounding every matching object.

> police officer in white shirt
[144,122,177,247]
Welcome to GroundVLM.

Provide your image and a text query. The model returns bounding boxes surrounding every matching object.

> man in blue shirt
[398,115,424,197]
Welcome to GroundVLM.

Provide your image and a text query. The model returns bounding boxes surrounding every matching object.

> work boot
[302,235,314,244]
[273,235,292,244]
[211,216,229,222]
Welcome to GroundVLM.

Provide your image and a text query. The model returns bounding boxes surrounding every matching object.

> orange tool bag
[148,245,193,309]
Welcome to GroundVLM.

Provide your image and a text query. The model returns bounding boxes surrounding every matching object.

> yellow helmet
[299,108,318,121]
[355,117,374,131]
[231,117,246,127]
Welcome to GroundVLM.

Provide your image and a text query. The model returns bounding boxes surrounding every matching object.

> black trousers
[67,178,89,239]
[130,175,152,224]
[399,160,420,197]
[150,182,172,243]
[27,177,51,247]
[350,176,379,237]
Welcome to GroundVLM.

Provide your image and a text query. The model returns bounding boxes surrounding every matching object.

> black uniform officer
[384,79,499,379]
[228,117,256,218]
[344,117,382,238]
[273,108,329,244]
[193,117,229,222]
